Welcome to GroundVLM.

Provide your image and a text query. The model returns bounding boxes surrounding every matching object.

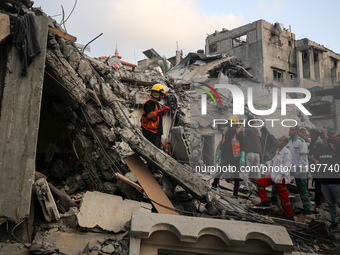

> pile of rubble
[0,1,339,255]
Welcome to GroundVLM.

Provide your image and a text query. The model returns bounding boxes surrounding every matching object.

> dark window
[332,58,338,68]
[302,51,308,61]
[314,52,318,62]
[309,103,331,116]
[209,43,217,53]
[273,70,283,82]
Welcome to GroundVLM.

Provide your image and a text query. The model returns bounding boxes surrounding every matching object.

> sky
[33,0,340,65]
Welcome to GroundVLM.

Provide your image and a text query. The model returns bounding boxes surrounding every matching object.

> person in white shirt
[255,136,294,220]
[286,126,312,214]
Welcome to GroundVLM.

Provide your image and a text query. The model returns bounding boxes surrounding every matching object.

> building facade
[205,19,340,133]
[205,19,340,88]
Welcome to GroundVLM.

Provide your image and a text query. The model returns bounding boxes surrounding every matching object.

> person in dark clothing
[314,137,340,232]
[213,115,245,197]
[308,129,324,212]
[141,83,170,149]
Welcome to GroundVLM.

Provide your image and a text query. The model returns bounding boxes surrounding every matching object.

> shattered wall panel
[0,15,48,223]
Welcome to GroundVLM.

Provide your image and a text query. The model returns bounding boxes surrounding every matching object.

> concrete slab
[77,191,152,232]
[33,178,60,222]
[0,14,48,223]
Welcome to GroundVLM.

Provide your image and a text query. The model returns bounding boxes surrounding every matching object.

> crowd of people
[214,115,340,230]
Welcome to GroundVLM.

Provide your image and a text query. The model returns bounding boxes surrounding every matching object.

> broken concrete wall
[26,14,211,204]
[0,13,48,223]
[167,53,316,164]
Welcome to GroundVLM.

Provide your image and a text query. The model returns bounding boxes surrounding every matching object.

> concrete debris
[77,191,152,232]
[0,2,339,255]
[33,178,60,222]
[33,228,129,255]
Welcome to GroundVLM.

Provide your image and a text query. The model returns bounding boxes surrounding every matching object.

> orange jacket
[222,127,242,157]
[141,98,159,134]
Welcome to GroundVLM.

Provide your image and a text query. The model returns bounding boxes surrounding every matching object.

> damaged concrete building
[1,1,340,255]
[205,20,340,89]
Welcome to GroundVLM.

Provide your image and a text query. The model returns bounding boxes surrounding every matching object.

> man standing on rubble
[255,136,294,220]
[287,126,313,215]
[213,115,245,197]
[313,137,340,232]
[240,118,262,194]
[141,84,174,196]
[141,83,170,149]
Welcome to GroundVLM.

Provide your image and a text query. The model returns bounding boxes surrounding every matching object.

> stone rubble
[0,2,339,255]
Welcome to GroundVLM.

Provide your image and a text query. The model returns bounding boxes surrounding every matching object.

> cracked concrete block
[130,211,293,255]
[170,126,190,163]
[94,123,116,143]
[74,133,95,158]
[33,178,60,222]
[62,42,74,59]
[101,82,117,105]
[101,107,116,127]
[78,59,93,81]
[89,75,98,89]
[135,92,149,105]
[68,51,81,70]
[77,191,152,232]
[83,101,103,125]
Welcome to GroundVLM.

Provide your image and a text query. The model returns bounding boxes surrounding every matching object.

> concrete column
[0,15,48,223]
[335,99,340,134]
[309,49,315,81]
[296,51,304,88]
[175,50,181,65]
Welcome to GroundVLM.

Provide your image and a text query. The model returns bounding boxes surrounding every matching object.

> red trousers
[256,175,293,218]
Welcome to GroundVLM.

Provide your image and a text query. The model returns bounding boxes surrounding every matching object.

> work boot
[255,201,271,208]
[268,197,278,204]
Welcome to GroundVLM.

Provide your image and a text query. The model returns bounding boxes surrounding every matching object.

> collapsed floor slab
[77,191,152,232]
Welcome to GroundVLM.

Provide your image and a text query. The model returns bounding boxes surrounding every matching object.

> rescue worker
[141,83,170,149]
[287,126,313,214]
[141,84,173,196]
[255,136,294,220]
[213,115,245,197]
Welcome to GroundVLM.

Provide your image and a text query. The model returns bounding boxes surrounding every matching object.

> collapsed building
[0,1,340,255]
[205,19,340,134]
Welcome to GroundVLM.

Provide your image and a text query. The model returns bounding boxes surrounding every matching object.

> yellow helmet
[151,83,166,94]
[228,115,239,123]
